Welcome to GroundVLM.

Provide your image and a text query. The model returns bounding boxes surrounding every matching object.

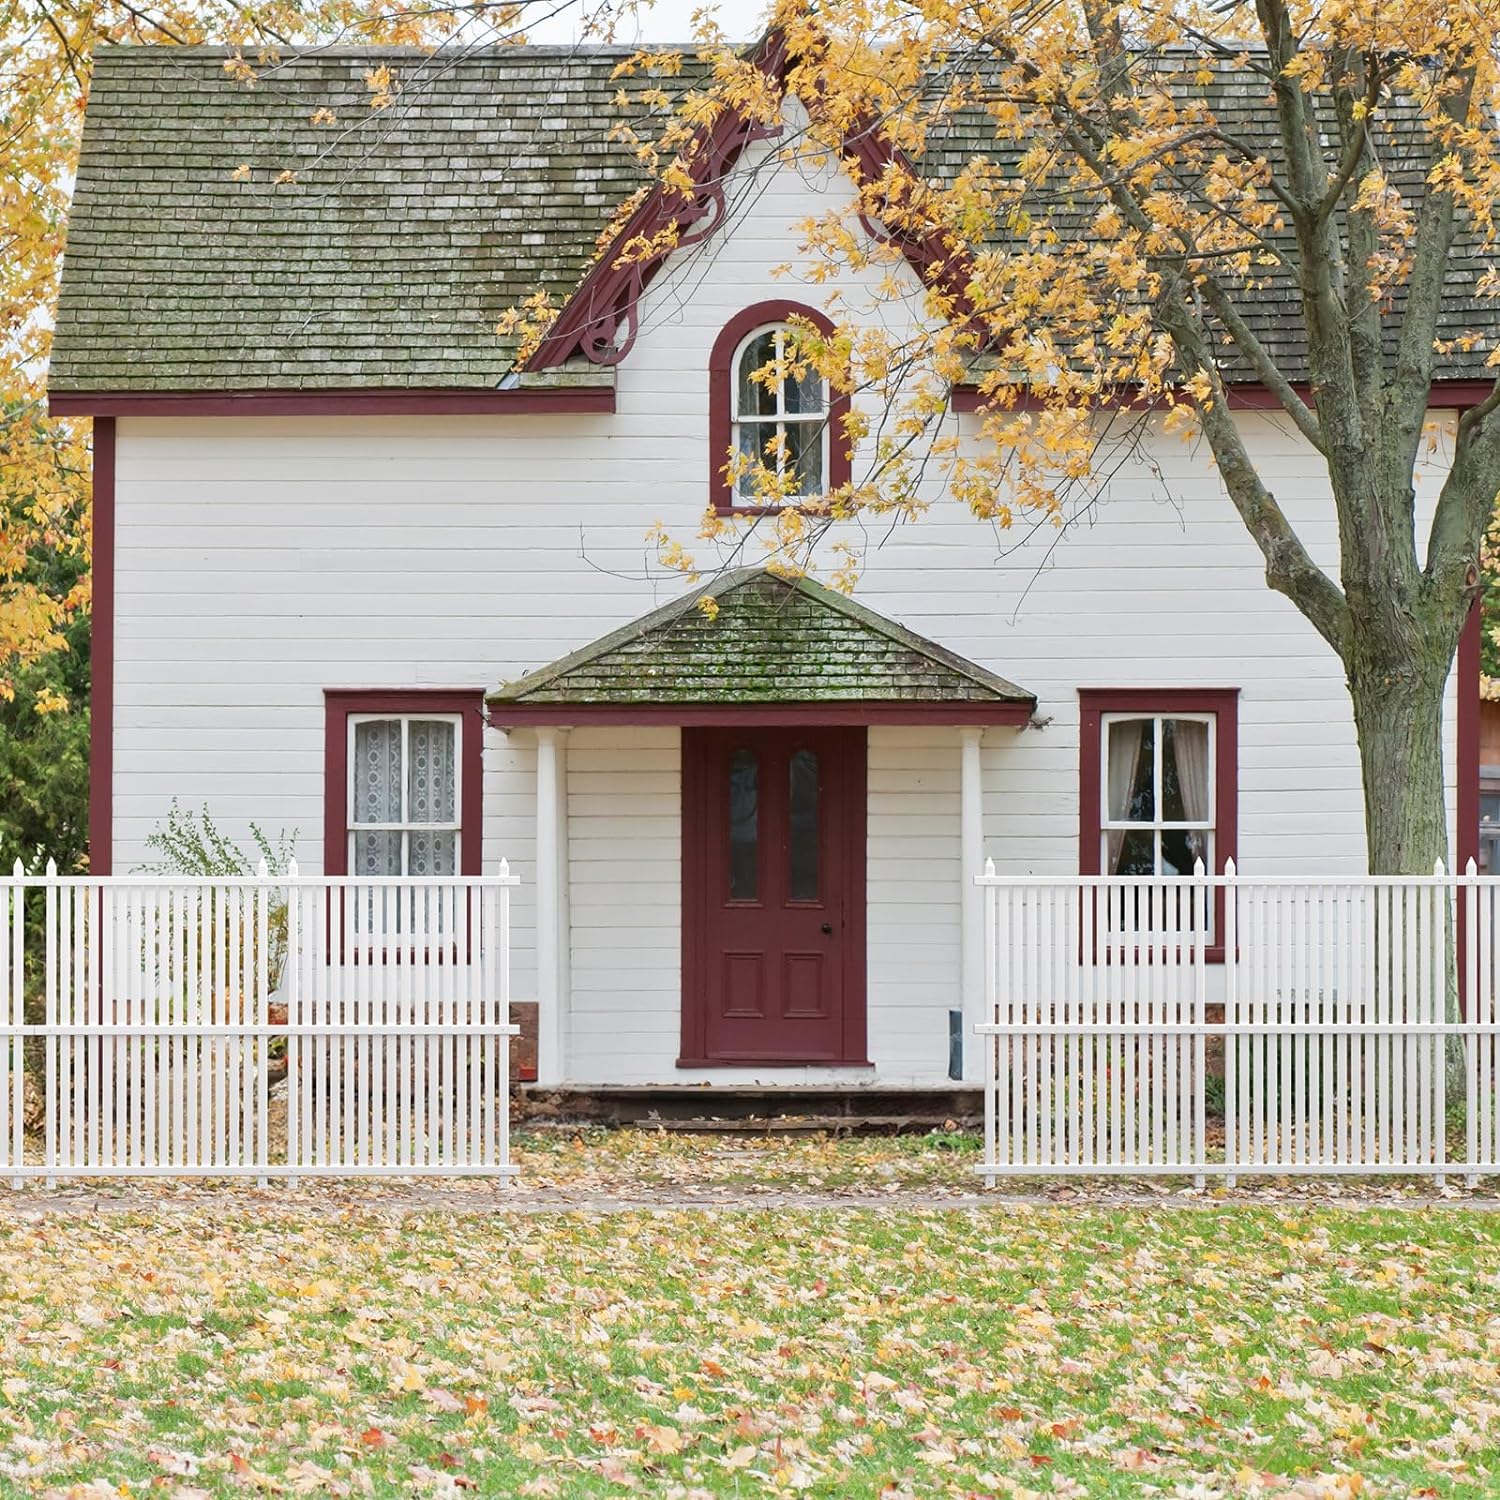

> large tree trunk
[1346,651,1452,877]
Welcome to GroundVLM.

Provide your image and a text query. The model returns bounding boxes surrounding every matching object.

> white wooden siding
[108,127,1461,1085]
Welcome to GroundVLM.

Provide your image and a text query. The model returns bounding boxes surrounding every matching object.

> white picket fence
[978,861,1500,1184]
[0,862,520,1183]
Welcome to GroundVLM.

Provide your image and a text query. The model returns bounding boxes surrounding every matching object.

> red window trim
[1079,688,1239,961]
[323,689,485,876]
[708,300,852,516]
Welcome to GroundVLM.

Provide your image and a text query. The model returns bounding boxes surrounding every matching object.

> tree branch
[1195,278,1326,452]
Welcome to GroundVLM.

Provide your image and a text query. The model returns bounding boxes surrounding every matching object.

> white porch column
[959,726,985,1083]
[534,727,570,1088]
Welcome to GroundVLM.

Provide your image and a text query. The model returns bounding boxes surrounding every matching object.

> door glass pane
[353,720,401,824]
[408,719,456,823]
[728,748,759,901]
[789,749,819,901]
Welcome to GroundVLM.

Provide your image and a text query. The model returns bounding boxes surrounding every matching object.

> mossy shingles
[490,569,1034,705]
[54,46,1497,393]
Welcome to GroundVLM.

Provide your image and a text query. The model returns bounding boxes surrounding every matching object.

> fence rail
[1,862,520,1183]
[978,861,1500,1183]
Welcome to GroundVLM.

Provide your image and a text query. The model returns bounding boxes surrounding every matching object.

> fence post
[6,862,22,1191]
[256,858,270,1188]
[1222,857,1237,1188]
[285,859,300,1189]
[1433,859,1447,1187]
[980,858,996,1187]
[499,858,514,1175]
[1193,859,1207,1188]
[1465,857,1480,1189]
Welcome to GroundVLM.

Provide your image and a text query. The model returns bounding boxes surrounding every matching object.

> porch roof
[487,570,1035,726]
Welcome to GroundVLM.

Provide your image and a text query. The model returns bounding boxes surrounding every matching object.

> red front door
[681,726,867,1065]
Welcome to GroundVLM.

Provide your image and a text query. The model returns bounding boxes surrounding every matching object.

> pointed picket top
[1192,858,1205,877]
[11,859,22,879]
[1468,857,1480,877]
[256,857,269,879]
[984,857,996,877]
[45,858,56,878]
[287,858,299,879]
[499,858,510,879]
[1434,858,1446,877]
[1223,857,1236,879]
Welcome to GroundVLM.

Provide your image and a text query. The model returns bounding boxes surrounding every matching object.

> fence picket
[978,869,1500,1182]
[1,871,519,1183]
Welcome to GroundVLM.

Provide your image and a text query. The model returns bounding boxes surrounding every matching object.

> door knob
[821,922,834,935]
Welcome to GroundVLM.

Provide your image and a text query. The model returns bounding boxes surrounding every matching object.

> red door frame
[680,726,868,1066]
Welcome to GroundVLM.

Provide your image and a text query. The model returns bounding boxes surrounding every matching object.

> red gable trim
[952,379,1497,414]
[526,31,975,373]
[526,32,790,372]
[49,387,614,418]
[89,417,116,875]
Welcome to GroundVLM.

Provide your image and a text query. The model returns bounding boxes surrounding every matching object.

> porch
[487,569,1036,1090]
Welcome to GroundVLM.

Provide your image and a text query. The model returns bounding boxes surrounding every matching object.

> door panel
[681,726,867,1065]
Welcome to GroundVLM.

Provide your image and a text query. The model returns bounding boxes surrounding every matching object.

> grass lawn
[1,1139,1497,1497]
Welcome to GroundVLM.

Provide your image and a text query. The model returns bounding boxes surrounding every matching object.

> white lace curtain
[351,718,457,876]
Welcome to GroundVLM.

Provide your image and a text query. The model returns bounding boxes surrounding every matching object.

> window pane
[408,719,456,824]
[1159,826,1208,876]
[784,356,824,415]
[735,420,776,498]
[784,420,824,496]
[353,720,401,824]
[408,829,457,877]
[1105,717,1153,822]
[736,332,778,417]
[789,749,819,901]
[1108,827,1156,876]
[1162,718,1210,824]
[352,829,402,877]
[728,748,759,900]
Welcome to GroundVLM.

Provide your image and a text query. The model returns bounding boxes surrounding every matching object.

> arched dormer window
[708,301,851,515]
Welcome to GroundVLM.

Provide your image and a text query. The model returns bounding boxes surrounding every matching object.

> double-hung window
[730,324,827,504]
[1100,713,1215,876]
[324,690,482,879]
[348,715,461,877]
[1080,689,1238,953]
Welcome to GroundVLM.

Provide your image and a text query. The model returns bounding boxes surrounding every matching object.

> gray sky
[521,0,767,45]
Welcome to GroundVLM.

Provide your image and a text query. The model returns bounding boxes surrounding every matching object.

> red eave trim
[952,378,1496,414]
[488,700,1033,728]
[48,387,615,418]
[89,418,116,875]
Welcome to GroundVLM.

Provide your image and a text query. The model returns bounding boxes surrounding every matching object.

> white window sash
[729,324,830,499]
[346,712,462,876]
[1098,711,1216,874]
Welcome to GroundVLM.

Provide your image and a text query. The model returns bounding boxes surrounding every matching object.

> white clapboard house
[49,39,1491,1095]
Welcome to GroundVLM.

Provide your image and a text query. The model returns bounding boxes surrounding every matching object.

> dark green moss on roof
[52,44,1499,392]
[53,45,701,392]
[489,570,1034,705]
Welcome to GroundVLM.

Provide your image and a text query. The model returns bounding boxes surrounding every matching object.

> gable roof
[487,569,1034,720]
[52,42,1499,397]
[52,44,695,394]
